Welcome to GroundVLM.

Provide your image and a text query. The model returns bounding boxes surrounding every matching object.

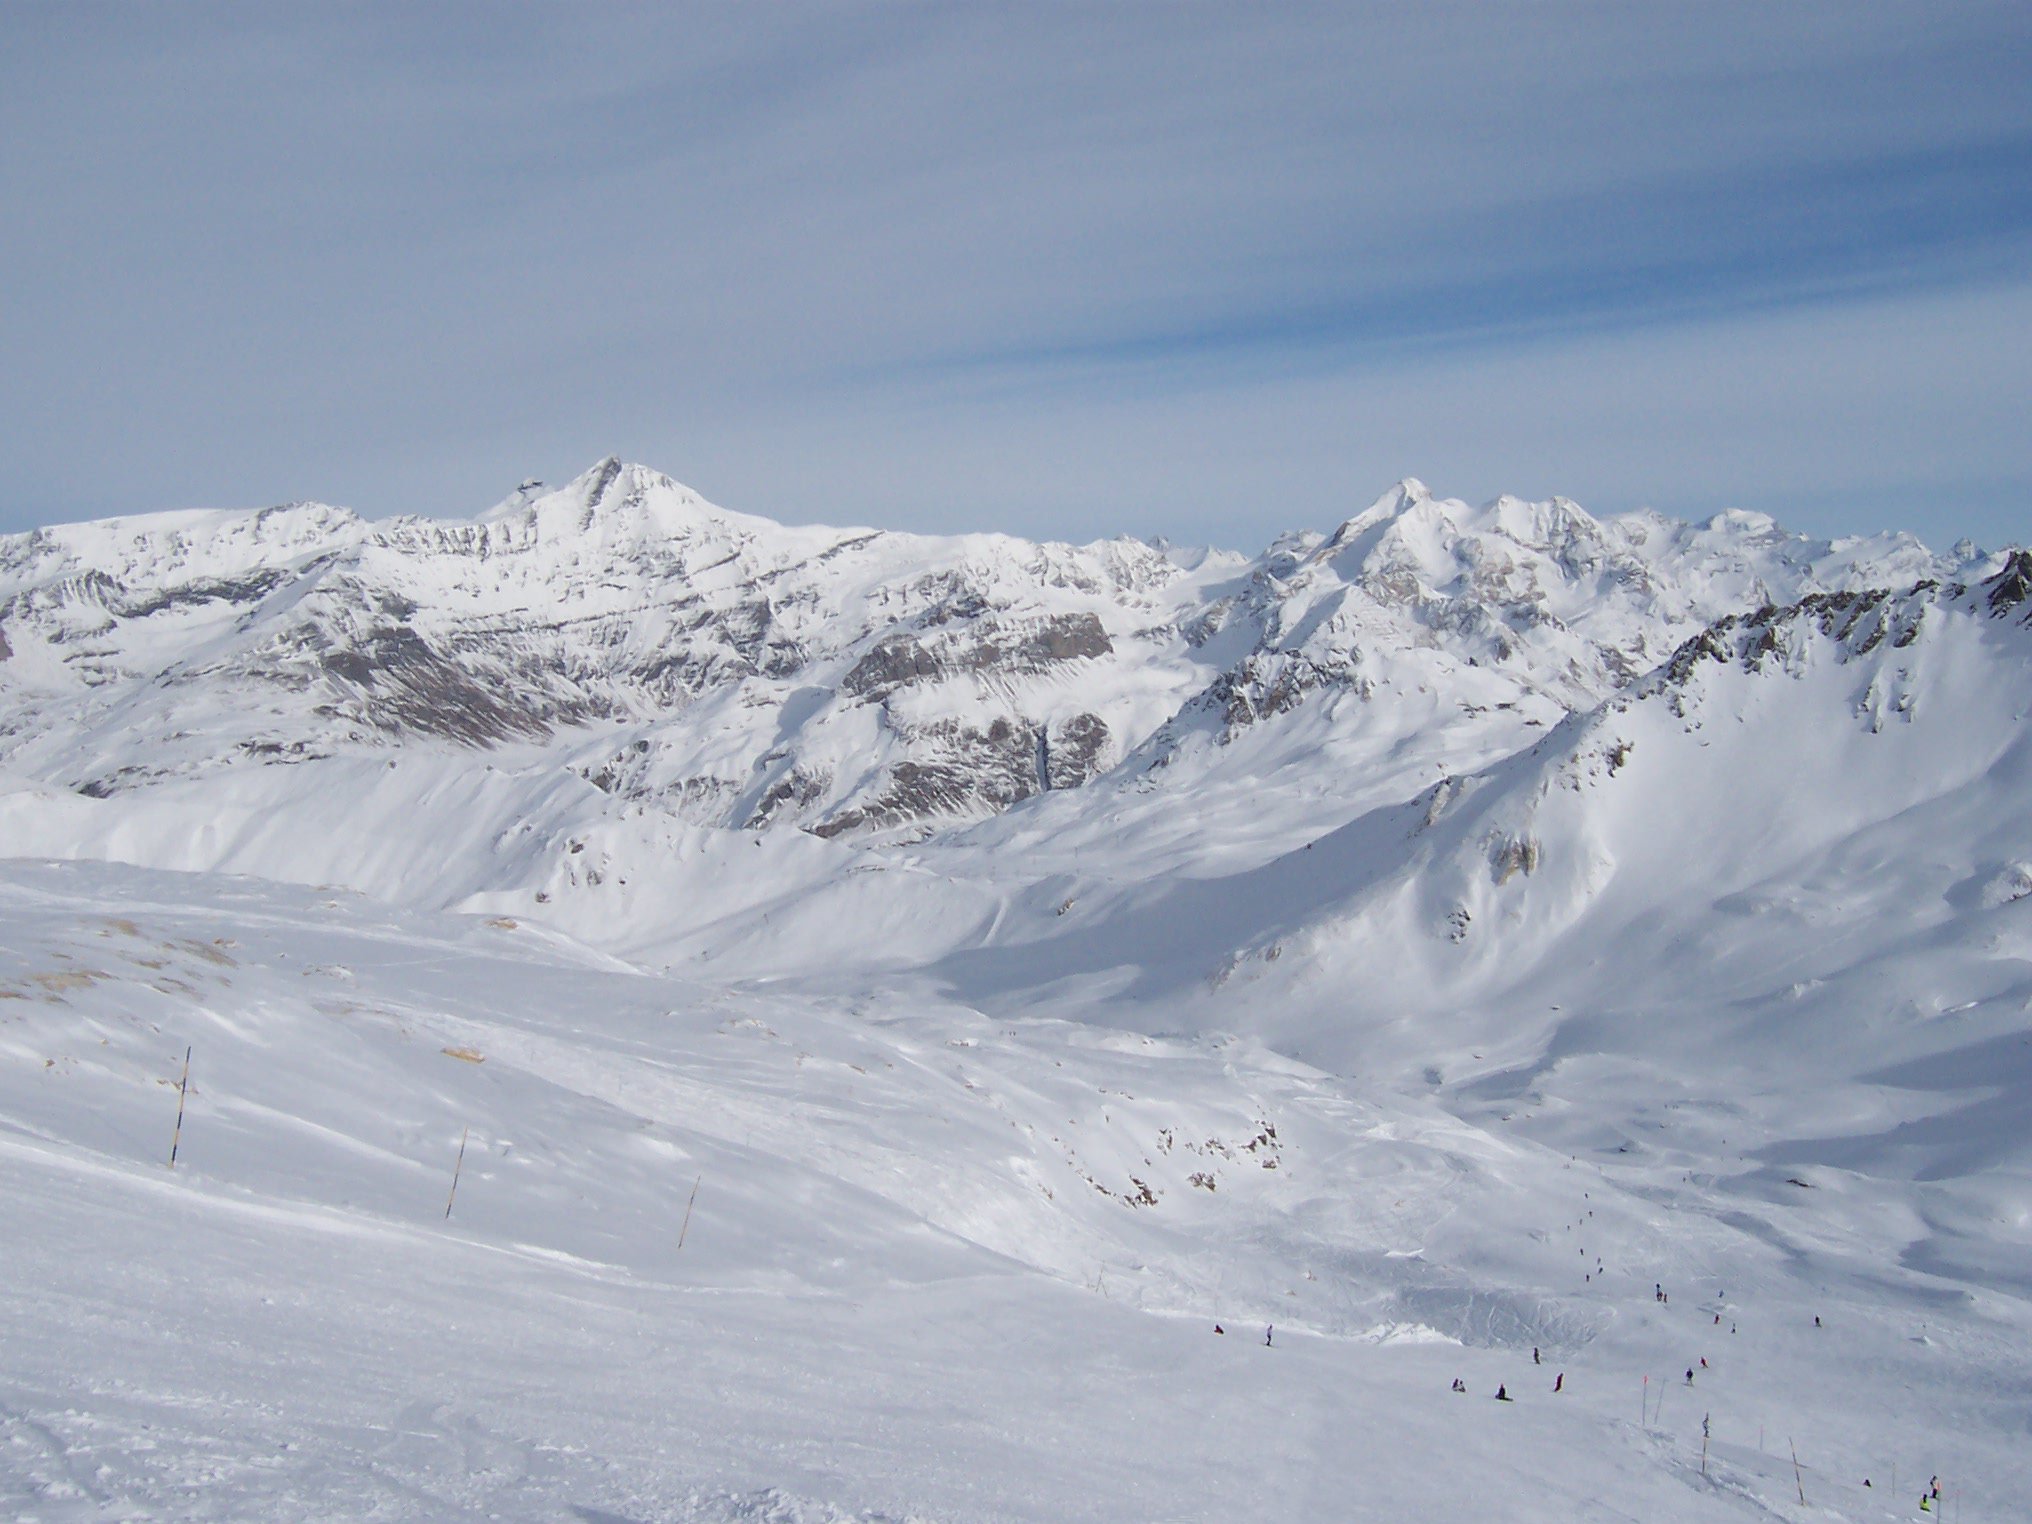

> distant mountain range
[0,458,1997,848]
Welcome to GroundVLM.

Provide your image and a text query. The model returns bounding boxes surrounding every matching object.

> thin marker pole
[677,1173,701,1250]
[1789,1439,1806,1506]
[444,1126,469,1220]
[168,1046,192,1167]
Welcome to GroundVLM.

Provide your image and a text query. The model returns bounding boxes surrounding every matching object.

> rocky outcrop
[842,613,1112,702]
[1985,549,2032,619]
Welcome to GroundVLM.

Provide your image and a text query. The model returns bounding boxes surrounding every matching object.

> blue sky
[3,2,2027,549]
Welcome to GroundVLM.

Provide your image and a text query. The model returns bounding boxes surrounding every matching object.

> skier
[1685,1368,1695,1384]
[1213,1324,1224,1335]
[1494,1384,1512,1401]
[1553,1372,1563,1393]
[1264,1324,1273,1348]
[1533,1347,1541,1365]
[1452,1378,1466,1393]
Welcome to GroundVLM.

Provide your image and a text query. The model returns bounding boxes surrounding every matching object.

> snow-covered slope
[3,468,2028,1521]
[1202,555,2032,1061]
[6,859,2026,1521]
[871,556,2032,1324]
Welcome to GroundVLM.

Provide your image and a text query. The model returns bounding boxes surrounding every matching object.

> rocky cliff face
[0,460,1996,842]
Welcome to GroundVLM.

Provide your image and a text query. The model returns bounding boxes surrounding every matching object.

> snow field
[3,859,2026,1519]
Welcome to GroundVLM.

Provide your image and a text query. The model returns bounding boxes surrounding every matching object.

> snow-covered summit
[472,457,790,548]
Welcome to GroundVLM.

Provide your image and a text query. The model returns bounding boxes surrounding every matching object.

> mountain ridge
[3,458,1995,852]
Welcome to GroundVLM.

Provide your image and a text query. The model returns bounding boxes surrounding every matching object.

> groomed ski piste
[3,468,2028,1521]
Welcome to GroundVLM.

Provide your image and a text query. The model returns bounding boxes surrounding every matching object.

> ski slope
[5,861,2021,1521]
[3,471,2028,1520]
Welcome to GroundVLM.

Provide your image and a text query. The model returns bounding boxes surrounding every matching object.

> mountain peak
[476,458,735,544]
[1699,506,1782,537]
[1319,478,1438,551]
[559,457,701,514]
[572,456,648,508]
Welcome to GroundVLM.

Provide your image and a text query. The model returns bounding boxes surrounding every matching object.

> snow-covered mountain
[0,460,1217,837]
[0,460,1980,852]
[4,465,2028,1522]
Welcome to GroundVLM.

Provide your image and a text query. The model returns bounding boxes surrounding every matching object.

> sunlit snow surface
[7,861,2024,1522]
[3,473,2030,1519]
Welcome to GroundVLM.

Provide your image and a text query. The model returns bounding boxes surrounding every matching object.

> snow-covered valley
[3,465,2028,1521]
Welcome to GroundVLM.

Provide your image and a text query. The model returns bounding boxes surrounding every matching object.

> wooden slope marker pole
[677,1173,701,1250]
[168,1046,192,1168]
[444,1126,470,1220]
[1641,1375,1647,1429]
[1789,1438,1806,1506]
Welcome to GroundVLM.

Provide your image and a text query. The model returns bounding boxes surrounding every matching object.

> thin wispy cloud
[2,2,2027,547]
